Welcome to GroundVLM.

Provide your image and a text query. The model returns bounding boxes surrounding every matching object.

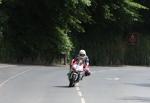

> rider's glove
[85,70,91,76]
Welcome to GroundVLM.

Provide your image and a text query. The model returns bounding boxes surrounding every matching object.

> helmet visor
[80,54,85,57]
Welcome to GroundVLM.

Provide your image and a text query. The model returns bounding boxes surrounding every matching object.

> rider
[70,49,91,76]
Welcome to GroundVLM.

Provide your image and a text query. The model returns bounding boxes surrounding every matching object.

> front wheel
[69,80,75,87]
[68,73,77,87]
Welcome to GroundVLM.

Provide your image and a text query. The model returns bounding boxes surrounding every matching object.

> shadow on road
[120,96,150,102]
[53,86,69,88]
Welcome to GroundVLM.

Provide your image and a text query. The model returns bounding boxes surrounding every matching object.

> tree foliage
[0,0,92,64]
[0,0,149,65]
[76,0,148,65]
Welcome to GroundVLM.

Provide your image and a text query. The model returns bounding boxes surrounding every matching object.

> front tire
[69,80,75,87]
[69,73,76,87]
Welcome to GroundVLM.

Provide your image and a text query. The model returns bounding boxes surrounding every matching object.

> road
[0,64,150,103]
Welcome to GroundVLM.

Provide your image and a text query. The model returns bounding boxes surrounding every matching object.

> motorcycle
[68,60,85,87]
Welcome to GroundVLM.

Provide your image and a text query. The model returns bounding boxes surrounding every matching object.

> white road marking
[76,83,79,86]
[75,83,86,103]
[105,77,120,81]
[78,91,82,97]
[114,77,120,80]
[76,87,80,91]
[0,69,31,88]
[81,97,86,103]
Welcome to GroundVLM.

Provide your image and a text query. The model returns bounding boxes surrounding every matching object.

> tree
[75,0,148,65]
[0,0,92,64]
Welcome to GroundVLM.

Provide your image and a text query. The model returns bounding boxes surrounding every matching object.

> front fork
[68,71,84,82]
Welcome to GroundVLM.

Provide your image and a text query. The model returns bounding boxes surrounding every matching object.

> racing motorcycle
[68,60,85,87]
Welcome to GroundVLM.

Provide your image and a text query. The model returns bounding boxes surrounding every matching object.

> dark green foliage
[74,0,149,65]
[0,0,92,64]
[0,0,149,65]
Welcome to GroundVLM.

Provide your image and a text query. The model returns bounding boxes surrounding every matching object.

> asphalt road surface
[0,64,150,103]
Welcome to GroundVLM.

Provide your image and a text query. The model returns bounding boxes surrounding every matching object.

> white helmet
[79,50,86,58]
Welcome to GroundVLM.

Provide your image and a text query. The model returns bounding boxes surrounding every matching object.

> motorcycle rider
[69,49,91,77]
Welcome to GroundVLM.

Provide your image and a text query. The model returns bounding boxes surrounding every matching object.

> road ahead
[0,64,150,103]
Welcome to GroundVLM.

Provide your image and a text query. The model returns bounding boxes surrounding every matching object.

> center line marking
[75,83,86,103]
[76,83,79,86]
[76,87,80,91]
[78,91,82,97]
[81,97,86,103]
